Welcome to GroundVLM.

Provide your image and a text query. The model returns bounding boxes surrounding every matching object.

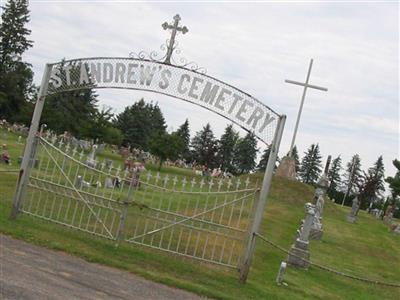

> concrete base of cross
[276,156,296,180]
[287,239,310,268]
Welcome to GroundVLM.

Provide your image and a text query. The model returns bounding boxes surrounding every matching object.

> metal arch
[48,56,280,116]
[46,57,281,146]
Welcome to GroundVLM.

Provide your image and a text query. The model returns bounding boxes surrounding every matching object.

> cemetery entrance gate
[11,18,285,282]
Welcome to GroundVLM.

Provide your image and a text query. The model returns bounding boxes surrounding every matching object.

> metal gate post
[10,64,53,219]
[115,171,137,244]
[239,115,286,283]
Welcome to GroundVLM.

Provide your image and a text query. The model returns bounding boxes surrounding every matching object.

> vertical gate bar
[238,115,286,283]
[116,173,136,243]
[11,63,53,219]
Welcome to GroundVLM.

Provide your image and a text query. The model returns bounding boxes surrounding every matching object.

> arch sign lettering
[48,57,278,144]
[12,14,286,283]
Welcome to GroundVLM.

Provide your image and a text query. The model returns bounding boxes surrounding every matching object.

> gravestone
[288,203,315,268]
[276,261,287,285]
[86,144,97,168]
[383,204,395,225]
[310,174,329,240]
[104,177,114,189]
[275,156,296,179]
[347,196,359,223]
[391,224,400,235]
[105,159,113,170]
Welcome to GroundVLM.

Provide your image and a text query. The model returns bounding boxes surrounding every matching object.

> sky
[9,1,399,190]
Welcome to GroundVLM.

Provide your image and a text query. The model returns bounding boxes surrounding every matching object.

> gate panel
[19,134,260,268]
[21,136,122,240]
[124,175,259,267]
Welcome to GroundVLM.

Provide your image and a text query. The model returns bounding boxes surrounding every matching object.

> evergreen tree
[257,147,271,171]
[41,88,99,138]
[257,146,280,171]
[286,145,300,173]
[327,155,342,199]
[0,0,34,121]
[191,123,218,168]
[298,144,322,184]
[0,0,32,69]
[358,156,385,209]
[343,154,363,195]
[114,99,166,150]
[216,124,239,173]
[386,159,400,198]
[234,132,258,174]
[174,119,191,161]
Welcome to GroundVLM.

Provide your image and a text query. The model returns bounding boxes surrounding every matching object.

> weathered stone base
[310,228,323,240]
[392,225,400,235]
[287,239,310,268]
[347,215,357,223]
[287,245,310,268]
[276,156,296,180]
[383,216,393,225]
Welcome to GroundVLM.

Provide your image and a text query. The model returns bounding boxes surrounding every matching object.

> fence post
[115,170,138,244]
[116,201,129,244]
[239,115,286,283]
[10,64,53,219]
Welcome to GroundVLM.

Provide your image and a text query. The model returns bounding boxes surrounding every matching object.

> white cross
[209,180,214,189]
[227,179,233,189]
[245,177,251,188]
[155,172,161,183]
[218,179,224,189]
[285,59,328,157]
[236,178,242,190]
[191,178,197,187]
[172,176,178,186]
[163,174,170,185]
[146,171,152,182]
[181,177,187,187]
[199,179,205,189]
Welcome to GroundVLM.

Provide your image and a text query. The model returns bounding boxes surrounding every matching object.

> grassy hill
[0,129,399,299]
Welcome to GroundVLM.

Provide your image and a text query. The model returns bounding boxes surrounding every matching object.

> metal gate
[11,15,286,281]
[21,134,260,268]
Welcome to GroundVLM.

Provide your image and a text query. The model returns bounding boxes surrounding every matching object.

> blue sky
[14,1,399,188]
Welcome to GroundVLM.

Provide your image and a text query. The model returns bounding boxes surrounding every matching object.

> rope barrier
[255,232,400,288]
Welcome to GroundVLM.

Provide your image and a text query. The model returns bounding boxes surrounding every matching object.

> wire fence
[255,232,400,288]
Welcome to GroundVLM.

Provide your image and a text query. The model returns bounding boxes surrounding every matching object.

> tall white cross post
[286,59,328,157]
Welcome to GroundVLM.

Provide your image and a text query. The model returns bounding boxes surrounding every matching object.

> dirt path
[0,234,205,300]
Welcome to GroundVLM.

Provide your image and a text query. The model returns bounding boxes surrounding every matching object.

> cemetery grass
[1,132,400,299]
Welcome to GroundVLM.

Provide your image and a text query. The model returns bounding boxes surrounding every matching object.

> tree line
[294,143,399,216]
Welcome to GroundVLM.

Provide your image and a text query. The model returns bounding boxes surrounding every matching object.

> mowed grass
[1,130,400,300]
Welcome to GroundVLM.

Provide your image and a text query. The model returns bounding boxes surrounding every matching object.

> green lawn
[1,129,399,299]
